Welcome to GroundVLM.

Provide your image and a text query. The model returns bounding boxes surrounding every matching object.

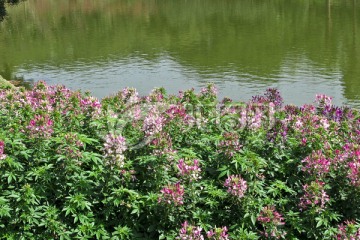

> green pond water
[0,0,359,107]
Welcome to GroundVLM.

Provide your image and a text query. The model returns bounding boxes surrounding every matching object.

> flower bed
[0,82,360,239]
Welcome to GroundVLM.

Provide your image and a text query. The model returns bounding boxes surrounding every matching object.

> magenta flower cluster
[206,226,229,240]
[26,114,54,138]
[177,221,229,240]
[177,158,201,181]
[335,220,360,240]
[302,150,331,177]
[56,133,84,159]
[218,132,242,157]
[151,132,176,157]
[143,106,166,137]
[299,180,329,211]
[158,182,185,206]
[239,104,264,129]
[257,206,285,226]
[315,94,333,108]
[257,206,286,239]
[120,87,140,105]
[103,133,127,167]
[200,84,218,96]
[178,221,204,240]
[346,149,360,187]
[224,174,247,198]
[0,141,6,160]
[166,104,187,121]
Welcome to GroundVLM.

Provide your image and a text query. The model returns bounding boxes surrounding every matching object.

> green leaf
[316,217,323,228]
[251,214,257,226]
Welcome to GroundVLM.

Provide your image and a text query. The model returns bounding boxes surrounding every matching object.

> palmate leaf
[0,197,11,218]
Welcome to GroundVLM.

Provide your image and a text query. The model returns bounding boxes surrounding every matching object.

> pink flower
[104,134,127,167]
[143,106,165,137]
[335,220,360,240]
[26,114,54,138]
[206,226,229,240]
[239,103,265,130]
[348,159,360,186]
[299,181,330,211]
[166,105,187,121]
[177,221,204,240]
[257,206,285,226]
[147,88,164,102]
[158,182,185,206]
[315,94,333,107]
[302,150,331,177]
[120,87,140,104]
[257,206,286,239]
[177,159,201,181]
[200,84,218,96]
[0,141,6,160]
[224,175,247,198]
[218,132,242,157]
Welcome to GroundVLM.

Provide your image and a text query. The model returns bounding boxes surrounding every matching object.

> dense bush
[1,82,360,239]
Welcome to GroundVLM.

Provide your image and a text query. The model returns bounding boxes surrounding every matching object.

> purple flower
[177,221,204,240]
[218,132,242,157]
[257,206,287,239]
[348,152,360,186]
[158,182,185,206]
[299,180,330,211]
[252,88,283,108]
[120,87,140,104]
[224,175,247,198]
[335,220,360,240]
[206,226,229,240]
[315,94,333,107]
[177,158,201,181]
[300,104,316,114]
[257,206,285,226]
[302,150,331,177]
[143,106,166,137]
[0,141,6,160]
[200,84,218,97]
[264,88,283,108]
[104,134,127,167]
[26,114,54,139]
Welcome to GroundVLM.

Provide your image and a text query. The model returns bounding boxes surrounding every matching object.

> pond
[0,0,359,107]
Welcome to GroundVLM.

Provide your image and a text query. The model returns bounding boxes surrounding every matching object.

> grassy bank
[0,75,15,89]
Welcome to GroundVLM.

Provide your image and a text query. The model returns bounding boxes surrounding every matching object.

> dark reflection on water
[0,0,359,107]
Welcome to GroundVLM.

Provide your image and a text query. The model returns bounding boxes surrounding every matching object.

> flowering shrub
[0,82,360,239]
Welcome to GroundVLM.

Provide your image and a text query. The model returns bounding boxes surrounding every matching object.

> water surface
[0,0,359,106]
